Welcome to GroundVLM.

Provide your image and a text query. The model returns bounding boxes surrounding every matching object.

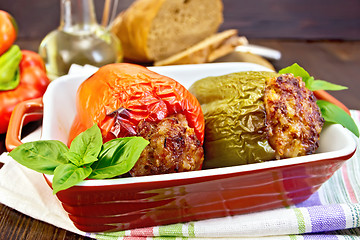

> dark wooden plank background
[0,0,360,41]
[1,0,358,108]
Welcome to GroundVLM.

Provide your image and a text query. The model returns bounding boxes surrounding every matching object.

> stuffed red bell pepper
[69,63,204,176]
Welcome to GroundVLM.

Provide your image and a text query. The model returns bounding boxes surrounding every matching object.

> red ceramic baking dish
[6,63,357,232]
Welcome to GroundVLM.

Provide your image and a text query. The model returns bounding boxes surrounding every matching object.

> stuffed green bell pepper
[189,71,324,169]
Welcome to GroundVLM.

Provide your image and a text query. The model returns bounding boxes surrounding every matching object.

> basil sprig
[279,63,359,137]
[90,137,149,179]
[9,124,149,194]
[279,63,347,91]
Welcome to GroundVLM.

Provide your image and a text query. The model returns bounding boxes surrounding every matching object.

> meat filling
[264,73,324,159]
[130,113,204,176]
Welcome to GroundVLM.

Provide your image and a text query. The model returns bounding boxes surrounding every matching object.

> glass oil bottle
[39,0,123,80]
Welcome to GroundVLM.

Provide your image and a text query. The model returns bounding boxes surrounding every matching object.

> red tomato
[0,10,17,56]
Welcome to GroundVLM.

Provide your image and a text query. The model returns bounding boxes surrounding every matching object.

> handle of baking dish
[5,97,43,152]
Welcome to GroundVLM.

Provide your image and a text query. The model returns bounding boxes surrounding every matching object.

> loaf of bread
[154,29,245,66]
[111,0,224,62]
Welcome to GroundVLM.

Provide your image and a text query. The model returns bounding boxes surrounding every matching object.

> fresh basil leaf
[89,137,149,179]
[68,124,102,166]
[279,63,310,80]
[304,76,314,90]
[64,152,82,166]
[83,155,99,165]
[279,63,348,92]
[64,151,98,166]
[52,163,92,194]
[9,140,69,174]
[279,63,315,89]
[309,80,348,91]
[317,100,359,137]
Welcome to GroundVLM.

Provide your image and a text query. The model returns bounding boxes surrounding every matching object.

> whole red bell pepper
[0,10,17,56]
[0,49,50,133]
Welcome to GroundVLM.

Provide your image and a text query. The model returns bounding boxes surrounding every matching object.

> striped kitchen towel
[88,110,360,239]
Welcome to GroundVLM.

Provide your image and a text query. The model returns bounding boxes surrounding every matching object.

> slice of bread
[111,0,224,62]
[214,51,275,71]
[154,29,245,66]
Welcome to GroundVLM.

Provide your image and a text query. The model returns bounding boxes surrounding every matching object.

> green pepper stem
[0,45,22,91]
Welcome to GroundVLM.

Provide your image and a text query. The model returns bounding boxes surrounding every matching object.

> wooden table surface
[1,39,360,239]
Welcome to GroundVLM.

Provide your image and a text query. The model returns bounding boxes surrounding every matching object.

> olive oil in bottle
[39,0,122,80]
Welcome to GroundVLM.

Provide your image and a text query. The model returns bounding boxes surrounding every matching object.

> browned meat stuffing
[130,113,204,176]
[264,73,324,159]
